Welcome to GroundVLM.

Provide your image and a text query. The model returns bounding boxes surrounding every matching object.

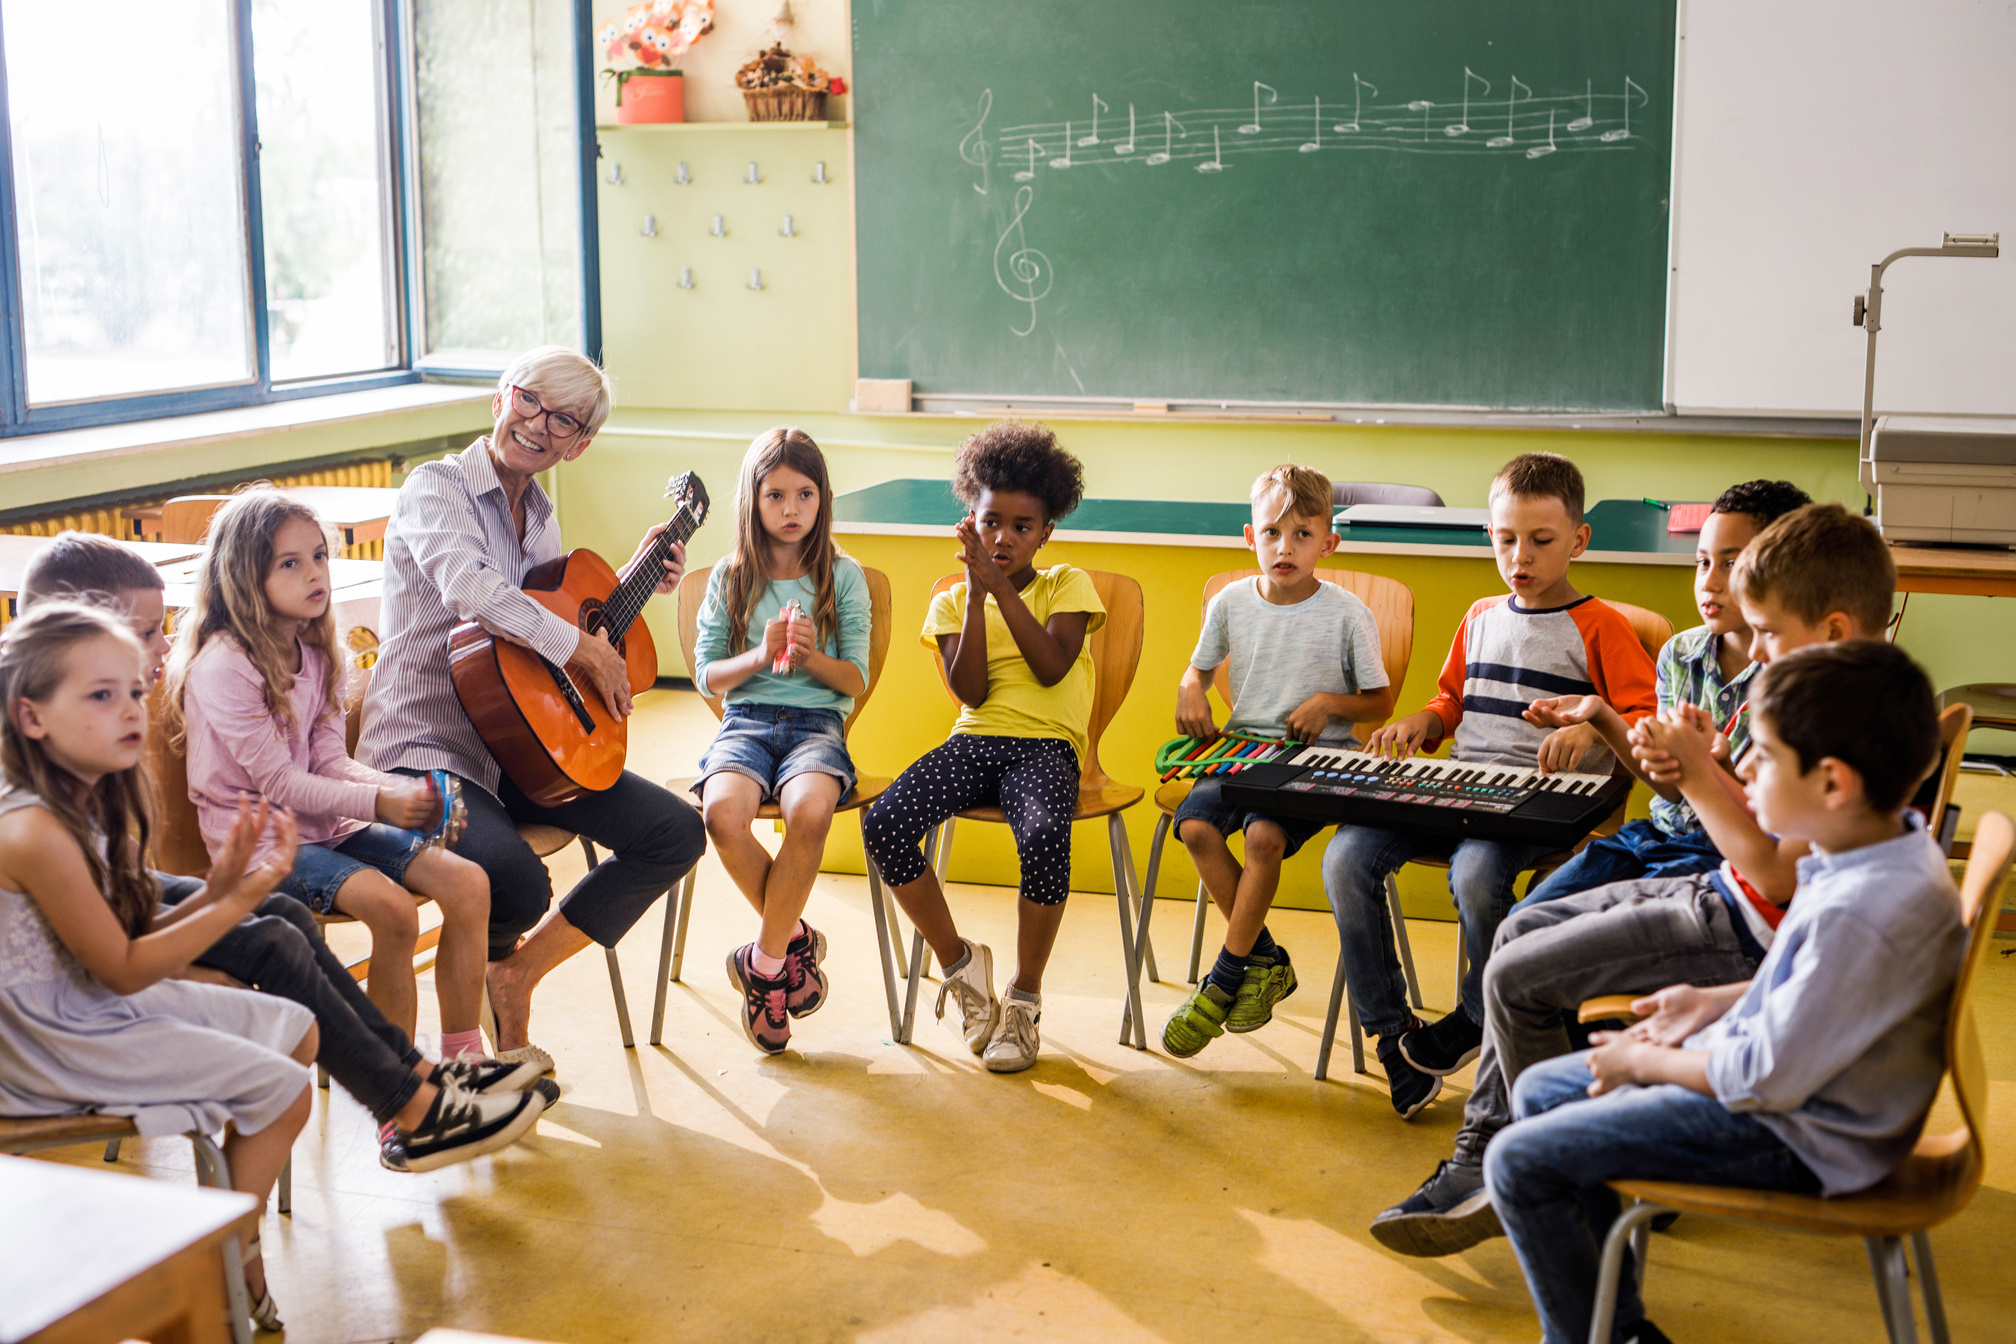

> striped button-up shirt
[357,439,582,794]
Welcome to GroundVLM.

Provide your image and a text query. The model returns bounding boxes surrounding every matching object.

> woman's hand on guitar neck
[571,628,634,720]
[619,524,687,596]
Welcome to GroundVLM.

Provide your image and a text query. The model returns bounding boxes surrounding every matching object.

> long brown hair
[0,602,157,937]
[722,427,844,654]
[162,487,343,749]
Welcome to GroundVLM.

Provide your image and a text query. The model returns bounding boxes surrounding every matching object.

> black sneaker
[1370,1160,1502,1256]
[1624,1319,1675,1344]
[1399,1009,1484,1076]
[380,1082,545,1173]
[531,1077,561,1108]
[1376,1025,1443,1119]
[435,1055,543,1095]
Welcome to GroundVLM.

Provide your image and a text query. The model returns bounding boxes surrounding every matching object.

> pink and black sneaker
[726,944,791,1054]
[784,923,829,1019]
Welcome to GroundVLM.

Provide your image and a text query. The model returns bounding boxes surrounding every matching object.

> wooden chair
[1132,568,1415,1060]
[160,495,236,546]
[1586,808,2015,1344]
[1,1115,264,1344]
[883,570,1151,1047]
[1319,600,1674,1080]
[659,564,902,1040]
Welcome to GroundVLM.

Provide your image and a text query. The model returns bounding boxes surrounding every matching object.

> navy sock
[1251,926,1281,961]
[1207,947,1251,998]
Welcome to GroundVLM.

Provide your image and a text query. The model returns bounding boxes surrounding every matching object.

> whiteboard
[1667,0,2016,418]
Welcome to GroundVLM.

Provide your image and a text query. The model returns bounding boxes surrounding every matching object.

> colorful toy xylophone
[1154,730,1306,783]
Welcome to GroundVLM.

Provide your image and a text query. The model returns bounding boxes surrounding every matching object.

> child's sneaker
[1370,1159,1500,1256]
[380,1080,546,1173]
[1399,1009,1484,1076]
[726,944,792,1054]
[984,987,1041,1073]
[1376,1018,1442,1119]
[935,939,998,1054]
[784,923,828,1018]
[1161,982,1232,1057]
[1225,951,1298,1033]
[435,1055,544,1095]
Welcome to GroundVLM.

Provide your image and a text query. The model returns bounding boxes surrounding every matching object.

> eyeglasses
[509,384,588,440]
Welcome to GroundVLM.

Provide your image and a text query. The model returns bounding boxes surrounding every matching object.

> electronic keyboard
[1220,745,1631,849]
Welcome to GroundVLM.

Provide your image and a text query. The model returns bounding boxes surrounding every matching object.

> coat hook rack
[606,162,623,185]
[745,161,762,184]
[746,268,764,291]
[640,213,657,237]
[710,214,726,237]
[674,161,691,185]
[779,215,795,237]
[812,161,828,184]
[677,266,694,289]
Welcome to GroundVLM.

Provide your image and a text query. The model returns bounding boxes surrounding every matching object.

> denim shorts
[276,823,423,915]
[693,703,857,801]
[1172,776,1328,859]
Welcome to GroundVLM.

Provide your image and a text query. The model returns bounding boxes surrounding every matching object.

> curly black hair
[1712,479,1812,529]
[951,420,1085,522]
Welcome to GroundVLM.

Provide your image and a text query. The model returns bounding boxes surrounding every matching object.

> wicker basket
[743,87,827,121]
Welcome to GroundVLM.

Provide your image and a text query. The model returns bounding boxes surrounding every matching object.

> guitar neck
[601,503,703,640]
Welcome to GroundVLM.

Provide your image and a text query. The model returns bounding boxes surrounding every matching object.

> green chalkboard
[853,0,1676,411]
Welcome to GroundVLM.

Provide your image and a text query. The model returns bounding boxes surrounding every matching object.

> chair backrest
[160,495,235,546]
[925,570,1144,787]
[1603,600,1677,663]
[1937,808,2014,1201]
[1197,569,1415,740]
[142,682,209,878]
[1925,703,1972,847]
[1331,482,1445,508]
[675,562,895,736]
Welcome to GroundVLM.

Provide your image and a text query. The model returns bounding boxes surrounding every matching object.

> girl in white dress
[0,601,315,1329]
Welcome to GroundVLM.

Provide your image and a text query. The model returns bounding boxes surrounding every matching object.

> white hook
[747,268,764,291]
[812,161,828,184]
[710,214,726,237]
[606,162,623,185]
[674,161,690,185]
[640,213,657,237]
[745,161,762,184]
[779,215,795,237]
[677,266,694,289]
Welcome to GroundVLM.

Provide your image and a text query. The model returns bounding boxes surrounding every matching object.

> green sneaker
[1162,983,1233,1058]
[1226,955,1298,1034]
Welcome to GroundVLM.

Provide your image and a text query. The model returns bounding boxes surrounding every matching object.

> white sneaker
[984,988,1041,1073]
[934,939,997,1054]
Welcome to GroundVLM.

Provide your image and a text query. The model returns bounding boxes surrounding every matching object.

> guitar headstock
[663,472,710,528]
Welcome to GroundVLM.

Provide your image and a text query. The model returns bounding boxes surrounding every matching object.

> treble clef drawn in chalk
[993,185,1052,337]
[959,89,994,195]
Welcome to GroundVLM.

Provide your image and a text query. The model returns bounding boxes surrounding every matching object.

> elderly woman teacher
[359,346,707,1074]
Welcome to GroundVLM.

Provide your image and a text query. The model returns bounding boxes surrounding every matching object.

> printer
[1862,415,2016,547]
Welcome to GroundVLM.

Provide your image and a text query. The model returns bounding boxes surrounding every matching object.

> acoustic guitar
[450,472,711,806]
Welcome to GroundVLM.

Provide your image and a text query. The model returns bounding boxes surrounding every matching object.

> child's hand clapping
[208,798,299,917]
[1523,694,1603,729]
[1631,705,1717,788]
[954,515,1009,597]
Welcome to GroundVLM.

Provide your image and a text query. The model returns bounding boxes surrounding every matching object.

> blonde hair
[1731,502,1895,636]
[721,427,843,655]
[161,487,343,749]
[1251,464,1333,522]
[497,346,616,438]
[0,602,157,938]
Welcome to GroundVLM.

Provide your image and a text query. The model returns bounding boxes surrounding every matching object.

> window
[0,0,597,437]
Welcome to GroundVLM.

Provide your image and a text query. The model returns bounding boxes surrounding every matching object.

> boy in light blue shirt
[1487,640,1961,1344]
[1162,465,1393,1057]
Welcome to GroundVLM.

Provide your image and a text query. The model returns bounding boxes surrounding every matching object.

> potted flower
[599,0,714,124]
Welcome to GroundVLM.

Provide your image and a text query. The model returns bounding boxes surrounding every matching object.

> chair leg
[1911,1231,1951,1344]
[1589,1199,1663,1344]
[1188,879,1210,985]
[1315,946,1349,1082]
[1110,815,1148,1050]
[671,865,696,982]
[103,1138,121,1162]
[650,870,689,1046]
[1384,873,1426,1011]
[605,947,636,1050]
[1866,1236,1922,1344]
[277,1155,291,1216]
[190,1133,254,1344]
[866,849,908,1042]
[1132,815,1164,985]
[318,1063,329,1090]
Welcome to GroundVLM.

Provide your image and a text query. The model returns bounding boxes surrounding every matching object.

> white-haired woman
[357,347,706,1074]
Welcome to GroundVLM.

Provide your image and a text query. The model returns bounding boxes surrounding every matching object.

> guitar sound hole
[580,603,624,657]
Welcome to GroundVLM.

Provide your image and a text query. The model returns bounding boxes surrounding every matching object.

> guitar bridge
[542,658,598,733]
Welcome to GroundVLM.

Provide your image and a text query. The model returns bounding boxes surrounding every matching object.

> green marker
[1643,497,1669,510]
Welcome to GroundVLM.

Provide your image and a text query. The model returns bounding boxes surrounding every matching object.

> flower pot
[614,70,685,124]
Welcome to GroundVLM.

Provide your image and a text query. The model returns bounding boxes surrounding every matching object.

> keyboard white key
[1286,746,1615,797]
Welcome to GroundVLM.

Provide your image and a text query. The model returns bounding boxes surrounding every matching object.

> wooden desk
[1890,542,2016,598]
[0,535,208,621]
[280,486,402,548]
[0,1154,257,1344]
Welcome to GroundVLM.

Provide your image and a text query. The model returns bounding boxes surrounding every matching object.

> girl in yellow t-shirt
[862,422,1104,1074]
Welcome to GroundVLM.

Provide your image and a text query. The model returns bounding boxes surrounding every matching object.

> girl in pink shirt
[164,489,491,1061]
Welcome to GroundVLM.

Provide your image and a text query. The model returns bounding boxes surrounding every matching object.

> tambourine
[1155,730,1303,782]
[414,769,469,850]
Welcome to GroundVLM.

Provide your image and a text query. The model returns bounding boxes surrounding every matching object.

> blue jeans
[1321,826,1551,1035]
[1517,820,1723,913]
[1485,1053,1819,1344]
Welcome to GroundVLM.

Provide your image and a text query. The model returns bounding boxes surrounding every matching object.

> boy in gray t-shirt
[1163,466,1393,1059]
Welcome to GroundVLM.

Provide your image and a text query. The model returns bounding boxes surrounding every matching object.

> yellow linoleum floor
[36,688,2016,1344]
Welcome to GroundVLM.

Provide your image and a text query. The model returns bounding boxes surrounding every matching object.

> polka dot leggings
[862,734,1080,906]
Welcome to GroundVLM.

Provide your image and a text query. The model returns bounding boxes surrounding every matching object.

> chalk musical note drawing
[1239,82,1276,134]
[1050,124,1073,169]
[1145,110,1185,165]
[959,89,993,195]
[1335,74,1377,132]
[1409,100,1433,141]
[1600,77,1645,141]
[1300,97,1322,152]
[1526,109,1557,158]
[1446,68,1488,136]
[993,184,1052,337]
[1487,76,1527,147]
[1114,103,1136,156]
[1078,95,1107,146]
[1567,79,1593,132]
[1198,123,1225,172]
[1014,138,1038,182]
